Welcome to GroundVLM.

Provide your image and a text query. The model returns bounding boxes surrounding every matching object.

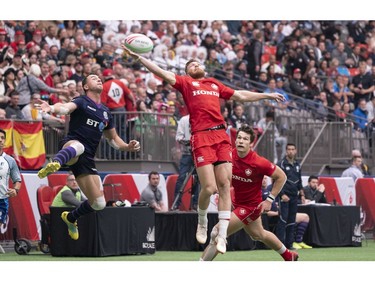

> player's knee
[248,231,263,241]
[91,196,106,210]
[70,142,85,156]
[249,234,262,241]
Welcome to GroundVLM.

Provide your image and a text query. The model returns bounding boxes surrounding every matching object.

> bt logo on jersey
[86,119,99,127]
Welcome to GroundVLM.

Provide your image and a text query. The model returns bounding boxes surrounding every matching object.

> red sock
[281,249,292,261]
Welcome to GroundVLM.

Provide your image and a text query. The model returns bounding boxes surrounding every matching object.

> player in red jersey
[200,124,298,261]
[122,44,285,254]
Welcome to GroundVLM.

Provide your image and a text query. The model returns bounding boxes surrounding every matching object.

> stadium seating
[165,174,193,211]
[317,177,343,205]
[36,185,54,216]
[102,174,140,203]
[47,173,69,188]
[52,185,64,197]
[355,178,375,231]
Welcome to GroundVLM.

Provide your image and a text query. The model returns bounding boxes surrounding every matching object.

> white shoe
[0,244,5,254]
[215,235,227,254]
[196,224,208,244]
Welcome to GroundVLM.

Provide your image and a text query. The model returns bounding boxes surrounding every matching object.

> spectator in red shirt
[39,61,55,103]
[101,68,135,156]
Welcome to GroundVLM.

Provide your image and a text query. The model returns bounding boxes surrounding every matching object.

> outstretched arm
[36,99,77,115]
[231,90,285,103]
[122,44,176,85]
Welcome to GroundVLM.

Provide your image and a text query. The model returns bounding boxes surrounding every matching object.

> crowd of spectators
[0,20,375,142]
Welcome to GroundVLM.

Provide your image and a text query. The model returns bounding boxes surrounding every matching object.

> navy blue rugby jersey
[63,95,114,157]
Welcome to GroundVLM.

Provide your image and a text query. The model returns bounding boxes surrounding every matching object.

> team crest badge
[103,112,108,119]
[211,84,218,90]
[239,208,246,215]
[192,81,200,87]
[245,169,252,176]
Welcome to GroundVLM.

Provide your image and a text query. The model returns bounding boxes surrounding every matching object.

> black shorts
[69,153,98,178]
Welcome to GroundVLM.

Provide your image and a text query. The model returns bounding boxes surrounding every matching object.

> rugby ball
[124,33,154,54]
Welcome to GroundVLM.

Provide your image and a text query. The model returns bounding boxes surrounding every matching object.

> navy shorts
[69,153,98,178]
[0,198,9,224]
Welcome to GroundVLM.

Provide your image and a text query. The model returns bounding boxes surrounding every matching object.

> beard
[188,68,205,79]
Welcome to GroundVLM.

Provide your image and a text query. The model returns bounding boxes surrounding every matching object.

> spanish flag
[0,120,14,155]
[13,121,46,170]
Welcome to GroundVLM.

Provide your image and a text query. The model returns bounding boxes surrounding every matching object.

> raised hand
[271,93,286,102]
[127,140,140,152]
[35,99,52,113]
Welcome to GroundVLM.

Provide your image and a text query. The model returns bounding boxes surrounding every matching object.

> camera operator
[171,114,200,211]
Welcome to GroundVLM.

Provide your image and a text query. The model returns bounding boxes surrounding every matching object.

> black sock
[67,200,95,222]
[295,221,308,243]
[53,146,77,166]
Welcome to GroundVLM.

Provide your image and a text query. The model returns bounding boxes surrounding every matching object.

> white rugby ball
[124,33,154,54]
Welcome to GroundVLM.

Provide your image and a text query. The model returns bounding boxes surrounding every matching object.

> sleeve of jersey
[172,75,184,94]
[9,157,22,182]
[105,109,115,130]
[217,81,235,99]
[71,96,83,107]
[258,156,277,177]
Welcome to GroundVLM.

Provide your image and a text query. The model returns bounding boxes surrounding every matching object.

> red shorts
[232,204,262,225]
[191,130,232,167]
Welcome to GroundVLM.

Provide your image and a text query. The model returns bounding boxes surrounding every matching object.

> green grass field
[2,243,374,281]
[1,241,374,261]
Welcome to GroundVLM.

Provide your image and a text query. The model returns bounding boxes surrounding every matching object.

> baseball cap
[81,52,91,59]
[26,41,36,50]
[33,30,42,36]
[293,68,301,74]
[102,69,114,78]
[15,30,24,36]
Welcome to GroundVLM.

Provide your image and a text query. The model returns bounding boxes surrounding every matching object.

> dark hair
[82,73,96,93]
[308,175,319,183]
[3,67,16,77]
[8,90,19,97]
[286,143,296,149]
[265,110,275,119]
[136,99,145,111]
[0,128,6,139]
[236,124,256,143]
[106,200,116,207]
[148,171,159,180]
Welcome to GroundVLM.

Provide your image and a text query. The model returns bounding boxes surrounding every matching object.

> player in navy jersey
[122,44,285,254]
[0,129,22,253]
[36,74,140,240]
[200,124,298,261]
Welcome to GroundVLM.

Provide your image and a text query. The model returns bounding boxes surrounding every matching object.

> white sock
[277,245,287,254]
[218,211,231,238]
[198,207,208,226]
